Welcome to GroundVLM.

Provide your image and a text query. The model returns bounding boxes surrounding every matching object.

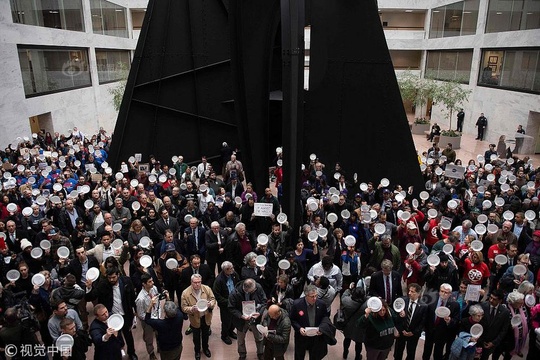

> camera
[158,291,168,300]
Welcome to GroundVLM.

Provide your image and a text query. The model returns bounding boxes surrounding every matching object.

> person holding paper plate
[496,291,530,359]
[181,273,216,360]
[358,297,398,360]
[259,304,291,360]
[394,283,428,360]
[454,305,485,360]
[89,304,125,360]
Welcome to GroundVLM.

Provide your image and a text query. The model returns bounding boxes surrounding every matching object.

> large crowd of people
[0,128,539,360]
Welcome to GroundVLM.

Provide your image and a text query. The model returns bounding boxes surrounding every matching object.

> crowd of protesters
[0,128,539,360]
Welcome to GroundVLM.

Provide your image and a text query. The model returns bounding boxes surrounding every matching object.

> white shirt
[112,283,124,315]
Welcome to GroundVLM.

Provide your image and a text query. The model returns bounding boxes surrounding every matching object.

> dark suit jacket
[394,297,427,337]
[183,226,206,259]
[59,206,85,236]
[5,230,29,254]
[204,229,228,263]
[58,255,100,286]
[511,222,532,253]
[479,301,510,347]
[368,270,403,304]
[154,217,180,240]
[290,298,328,333]
[423,295,460,340]
[90,318,124,360]
[180,263,213,291]
[86,276,136,324]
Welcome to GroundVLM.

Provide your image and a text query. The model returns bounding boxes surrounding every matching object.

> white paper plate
[40,240,51,250]
[501,183,510,192]
[6,269,20,282]
[50,195,61,204]
[525,210,536,221]
[6,203,17,212]
[447,200,458,209]
[132,201,141,211]
[130,179,139,187]
[256,324,268,336]
[256,255,267,267]
[525,294,536,307]
[81,185,90,194]
[495,254,507,265]
[257,234,269,245]
[112,223,122,232]
[313,267,324,277]
[359,183,368,191]
[435,306,451,318]
[334,172,341,180]
[112,239,123,250]
[139,236,151,249]
[330,194,339,203]
[477,214,488,224]
[470,323,483,337]
[393,298,405,312]
[139,255,152,268]
[327,213,338,223]
[309,153,316,161]
[57,246,70,259]
[308,201,318,211]
[305,327,319,337]
[308,231,319,242]
[474,224,486,235]
[471,240,483,252]
[380,178,390,187]
[412,199,419,208]
[427,254,440,267]
[374,223,386,235]
[395,193,404,203]
[86,267,100,282]
[196,299,208,312]
[487,224,499,234]
[184,214,193,223]
[503,210,514,220]
[234,196,242,205]
[53,183,62,192]
[440,219,451,230]
[32,273,46,287]
[31,247,43,259]
[344,235,356,247]
[166,258,178,270]
[367,297,382,312]
[400,211,411,221]
[513,264,527,276]
[511,314,522,327]
[84,200,94,209]
[317,228,328,238]
[56,334,74,349]
[107,314,124,331]
[22,207,32,216]
[477,154,485,162]
[435,168,443,176]
[277,213,287,224]
[406,243,416,255]
[419,191,429,200]
[443,244,454,255]
[487,174,495,182]
[278,259,290,270]
[427,209,438,219]
[341,209,350,220]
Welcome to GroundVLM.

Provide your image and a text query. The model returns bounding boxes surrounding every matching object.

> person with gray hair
[453,220,478,244]
[290,284,332,359]
[144,300,184,360]
[368,232,401,270]
[225,222,254,273]
[228,278,267,360]
[204,220,228,276]
[213,261,240,344]
[498,291,528,358]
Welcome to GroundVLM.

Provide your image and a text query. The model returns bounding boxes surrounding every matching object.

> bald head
[268,304,282,319]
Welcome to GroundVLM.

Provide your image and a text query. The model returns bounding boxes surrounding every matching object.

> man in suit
[58,244,100,329]
[89,304,125,360]
[511,212,532,253]
[86,267,138,360]
[368,259,403,304]
[5,220,29,254]
[478,289,510,360]
[394,283,427,360]
[180,254,213,291]
[58,198,85,236]
[205,221,228,276]
[86,231,129,265]
[183,217,206,262]
[422,283,460,360]
[290,285,330,360]
[213,261,240,345]
[154,208,180,241]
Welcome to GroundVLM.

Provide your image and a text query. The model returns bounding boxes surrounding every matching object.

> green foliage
[440,129,460,137]
[397,71,437,118]
[414,117,430,124]
[432,80,472,130]
[108,63,129,112]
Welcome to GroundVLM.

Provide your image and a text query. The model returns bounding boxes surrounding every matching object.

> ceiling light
[405,10,413,13]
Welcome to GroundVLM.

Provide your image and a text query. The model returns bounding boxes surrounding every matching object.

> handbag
[333,308,346,330]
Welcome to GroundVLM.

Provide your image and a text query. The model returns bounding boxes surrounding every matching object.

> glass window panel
[443,2,463,37]
[456,51,473,83]
[510,1,525,30]
[430,8,445,38]
[425,51,441,78]
[17,47,91,97]
[524,0,540,30]
[90,0,128,38]
[95,50,131,83]
[486,0,513,33]
[462,0,480,35]
[426,50,472,83]
[10,0,84,32]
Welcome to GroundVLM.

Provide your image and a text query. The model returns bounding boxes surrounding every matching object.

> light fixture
[405,10,413,13]
[433,10,440,13]
[496,12,503,15]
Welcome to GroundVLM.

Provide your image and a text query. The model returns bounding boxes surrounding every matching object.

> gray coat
[260,309,291,356]
[341,289,366,342]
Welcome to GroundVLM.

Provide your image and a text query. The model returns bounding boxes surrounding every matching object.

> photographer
[144,300,184,360]
[135,274,166,360]
[0,306,45,360]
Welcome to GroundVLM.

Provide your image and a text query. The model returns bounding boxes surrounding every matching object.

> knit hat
[21,238,32,251]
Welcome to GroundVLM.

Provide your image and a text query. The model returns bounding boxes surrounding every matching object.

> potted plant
[412,117,431,135]
[439,129,462,149]
[398,71,437,135]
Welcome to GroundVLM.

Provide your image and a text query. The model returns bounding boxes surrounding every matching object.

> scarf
[509,305,528,355]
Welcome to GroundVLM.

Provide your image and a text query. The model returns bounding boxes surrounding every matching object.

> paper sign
[445,164,466,179]
[135,153,142,162]
[242,300,256,317]
[254,203,273,217]
[464,284,481,302]
[43,151,52,158]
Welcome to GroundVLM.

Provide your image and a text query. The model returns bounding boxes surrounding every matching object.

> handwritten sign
[254,203,273,217]
[464,284,481,302]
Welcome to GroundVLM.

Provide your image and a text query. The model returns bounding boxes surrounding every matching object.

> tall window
[95,50,131,84]
[429,0,480,38]
[18,46,91,97]
[10,0,84,32]
[425,50,473,83]
[90,0,128,38]
[478,48,540,93]
[486,0,540,33]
